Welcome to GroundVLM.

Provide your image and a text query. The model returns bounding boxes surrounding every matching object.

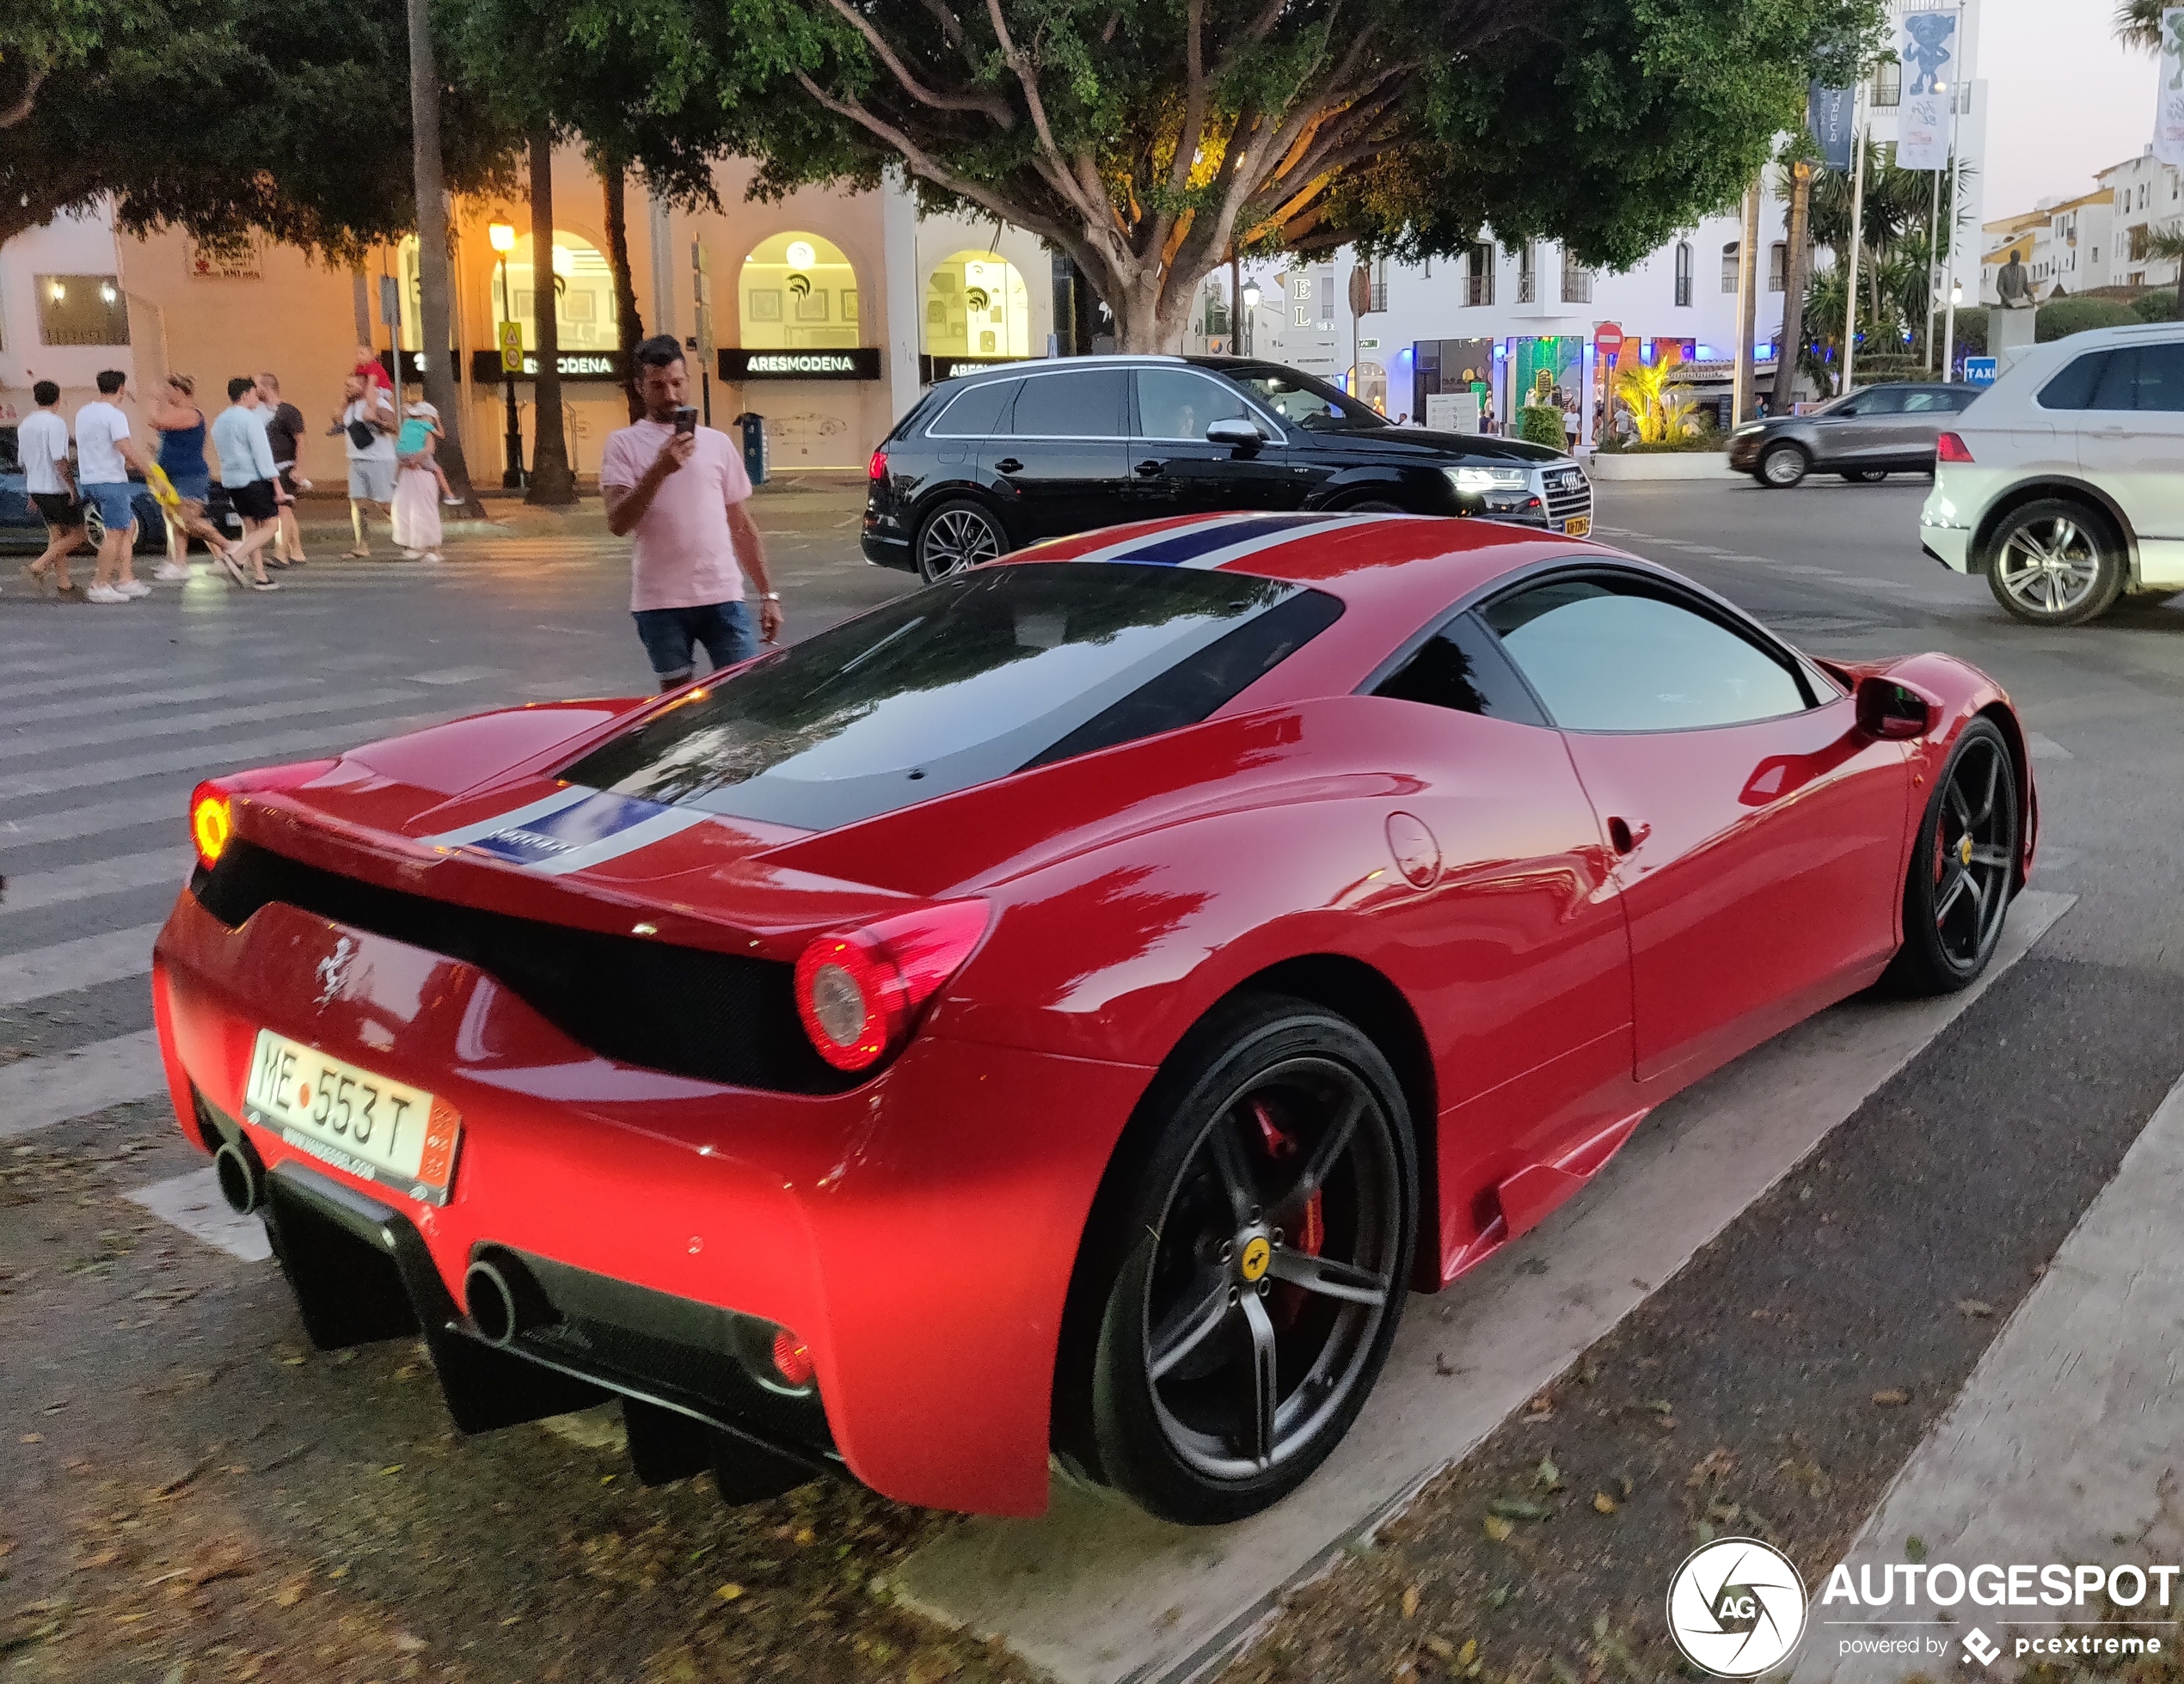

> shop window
[1674,242,1693,307]
[924,250,1030,358]
[740,231,859,351]
[37,274,130,346]
[1349,361,1388,413]
[488,231,617,353]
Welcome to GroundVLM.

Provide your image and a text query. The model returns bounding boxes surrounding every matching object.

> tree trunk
[1733,181,1760,426]
[525,124,576,505]
[598,154,646,424]
[405,0,483,516]
[1773,159,1813,413]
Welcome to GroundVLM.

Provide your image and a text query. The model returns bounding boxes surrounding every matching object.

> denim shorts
[632,601,758,677]
[83,481,138,533]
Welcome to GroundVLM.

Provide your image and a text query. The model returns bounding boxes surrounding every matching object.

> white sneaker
[154,561,193,582]
[118,579,152,597]
[85,584,129,603]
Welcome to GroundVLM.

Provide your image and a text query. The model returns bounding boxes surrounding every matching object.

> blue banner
[1810,83,1856,171]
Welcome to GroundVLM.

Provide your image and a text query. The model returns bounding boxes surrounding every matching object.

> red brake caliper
[1251,1099,1324,1328]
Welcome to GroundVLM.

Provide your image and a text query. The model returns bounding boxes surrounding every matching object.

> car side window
[2038,351,2111,410]
[1134,370,1255,439]
[1373,611,1547,726]
[2113,341,2184,411]
[1480,578,1812,732]
[1900,390,1951,413]
[1005,370,1127,438]
[1854,386,1909,415]
[931,380,1021,438]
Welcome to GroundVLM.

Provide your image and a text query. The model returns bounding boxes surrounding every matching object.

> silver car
[1729,382,1981,487]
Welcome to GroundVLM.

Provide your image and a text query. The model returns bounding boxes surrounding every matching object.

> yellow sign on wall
[499,320,525,373]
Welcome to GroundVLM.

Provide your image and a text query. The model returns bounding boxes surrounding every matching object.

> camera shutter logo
[1666,1539,1808,1676]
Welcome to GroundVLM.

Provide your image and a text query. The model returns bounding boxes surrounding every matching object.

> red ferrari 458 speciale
[152,511,2035,1525]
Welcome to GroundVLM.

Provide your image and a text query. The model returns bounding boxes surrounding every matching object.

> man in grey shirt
[210,377,281,590]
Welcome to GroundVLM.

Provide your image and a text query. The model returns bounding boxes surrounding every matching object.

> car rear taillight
[190,781,233,869]
[1936,431,1974,463]
[793,899,990,1072]
[868,448,888,481]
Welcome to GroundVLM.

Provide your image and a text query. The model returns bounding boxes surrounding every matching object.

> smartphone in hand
[673,407,698,436]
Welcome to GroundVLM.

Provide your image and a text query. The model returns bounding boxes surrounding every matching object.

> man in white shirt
[18,381,87,596]
[76,369,156,603]
[335,372,398,558]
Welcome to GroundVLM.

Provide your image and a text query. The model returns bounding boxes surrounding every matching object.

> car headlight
[1447,465,1531,494]
[1733,423,1764,438]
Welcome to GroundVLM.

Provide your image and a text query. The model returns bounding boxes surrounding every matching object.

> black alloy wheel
[1882,717,2019,995]
[1067,995,1415,1524]
[1758,441,1809,487]
[915,499,1006,583]
[1985,498,2126,626]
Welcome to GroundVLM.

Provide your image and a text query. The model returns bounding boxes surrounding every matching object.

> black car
[862,355,1591,579]
[1,424,189,555]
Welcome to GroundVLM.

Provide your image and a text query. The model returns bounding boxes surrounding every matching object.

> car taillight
[793,899,990,1072]
[1936,431,1974,463]
[868,448,888,481]
[190,781,233,869]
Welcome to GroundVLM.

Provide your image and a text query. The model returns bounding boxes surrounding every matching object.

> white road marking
[0,1028,169,1138]
[0,792,191,852]
[892,892,2077,1684]
[2028,731,2073,760]
[0,665,240,707]
[0,922,163,1007]
[0,851,189,917]
[3,673,326,726]
[406,665,511,686]
[1800,1069,2184,1684]
[0,687,418,762]
[0,711,445,803]
[125,1166,272,1263]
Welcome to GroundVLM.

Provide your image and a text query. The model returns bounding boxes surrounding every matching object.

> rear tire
[1984,498,2126,626]
[1842,468,1888,483]
[1061,993,1415,1525]
[1758,442,1809,487]
[1880,718,2019,995]
[1344,499,1407,514]
[915,499,1007,583]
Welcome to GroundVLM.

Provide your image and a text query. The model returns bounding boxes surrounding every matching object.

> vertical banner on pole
[1896,11,1958,170]
[2155,7,2184,165]
[1810,83,1855,171]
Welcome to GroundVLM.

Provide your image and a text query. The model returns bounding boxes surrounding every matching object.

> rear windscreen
[561,563,1342,831]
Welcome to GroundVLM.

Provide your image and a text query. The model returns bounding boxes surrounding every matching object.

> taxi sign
[499,321,525,374]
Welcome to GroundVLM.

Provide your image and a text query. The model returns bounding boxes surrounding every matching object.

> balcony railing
[1561,264,1592,304]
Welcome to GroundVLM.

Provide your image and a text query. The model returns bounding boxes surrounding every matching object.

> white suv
[1921,321,2184,625]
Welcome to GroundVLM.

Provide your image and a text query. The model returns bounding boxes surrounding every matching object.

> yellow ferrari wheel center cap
[1959,836,1975,866]
[1240,1236,1273,1283]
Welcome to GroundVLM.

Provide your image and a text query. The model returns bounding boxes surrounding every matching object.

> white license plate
[242,1031,462,1205]
[1561,515,1592,537]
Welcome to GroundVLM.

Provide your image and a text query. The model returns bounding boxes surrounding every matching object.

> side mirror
[1855,675,1940,741]
[1206,417,1266,451]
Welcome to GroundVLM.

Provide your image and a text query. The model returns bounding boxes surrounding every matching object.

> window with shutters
[1674,242,1693,307]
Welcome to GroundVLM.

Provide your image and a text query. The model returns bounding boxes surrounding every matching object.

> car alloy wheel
[1882,718,2019,995]
[1758,442,1808,487]
[1071,995,1415,1523]
[1987,499,2124,626]
[916,501,1004,583]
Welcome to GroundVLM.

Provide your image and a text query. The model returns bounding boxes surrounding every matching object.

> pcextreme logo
[1667,1539,1808,1677]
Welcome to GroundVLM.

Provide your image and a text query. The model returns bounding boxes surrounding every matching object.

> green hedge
[2035,297,2139,341]
[2134,290,2181,323]
[1514,406,1567,450]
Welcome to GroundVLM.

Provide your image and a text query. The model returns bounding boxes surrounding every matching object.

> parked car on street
[863,354,1591,580]
[1,424,178,555]
[1729,382,1981,487]
[158,511,2033,1528]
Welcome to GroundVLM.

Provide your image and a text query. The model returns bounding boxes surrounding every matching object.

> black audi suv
[861,354,1592,579]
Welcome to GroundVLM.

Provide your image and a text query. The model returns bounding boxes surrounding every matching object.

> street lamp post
[1938,62,1966,382]
[1241,279,1261,356]
[489,218,524,488]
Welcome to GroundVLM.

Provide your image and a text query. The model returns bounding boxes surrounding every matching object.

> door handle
[1133,460,1162,477]
[994,457,1023,475]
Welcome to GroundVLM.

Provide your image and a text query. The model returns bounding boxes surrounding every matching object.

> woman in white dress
[390,399,445,561]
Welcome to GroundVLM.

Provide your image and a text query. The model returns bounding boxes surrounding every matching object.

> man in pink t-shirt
[600,337,782,690]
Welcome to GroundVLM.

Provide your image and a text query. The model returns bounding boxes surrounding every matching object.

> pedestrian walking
[75,370,154,604]
[19,381,88,597]
[390,400,445,562]
[600,335,782,693]
[255,371,310,567]
[210,377,282,590]
[334,371,397,558]
[147,374,212,581]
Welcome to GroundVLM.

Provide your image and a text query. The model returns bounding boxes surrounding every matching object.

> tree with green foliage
[565,0,1877,351]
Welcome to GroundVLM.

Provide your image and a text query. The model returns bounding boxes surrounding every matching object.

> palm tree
[1612,358,1699,443]
[2116,0,2163,52]
[2149,226,2184,319]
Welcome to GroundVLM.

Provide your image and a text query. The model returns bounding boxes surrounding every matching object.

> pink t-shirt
[598,420,752,611]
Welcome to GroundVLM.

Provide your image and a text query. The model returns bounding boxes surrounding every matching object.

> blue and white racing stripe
[423,786,706,876]
[1065,510,1414,572]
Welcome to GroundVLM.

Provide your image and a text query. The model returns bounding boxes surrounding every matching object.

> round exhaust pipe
[213,1138,264,1214]
[464,1252,555,1345]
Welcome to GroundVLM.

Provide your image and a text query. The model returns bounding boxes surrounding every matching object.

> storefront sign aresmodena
[720,348,883,381]
[464,350,628,383]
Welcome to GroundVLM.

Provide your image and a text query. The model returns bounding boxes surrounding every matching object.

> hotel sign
[720,347,882,381]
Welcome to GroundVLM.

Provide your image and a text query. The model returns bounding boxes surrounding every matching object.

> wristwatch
[760,591,782,602]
